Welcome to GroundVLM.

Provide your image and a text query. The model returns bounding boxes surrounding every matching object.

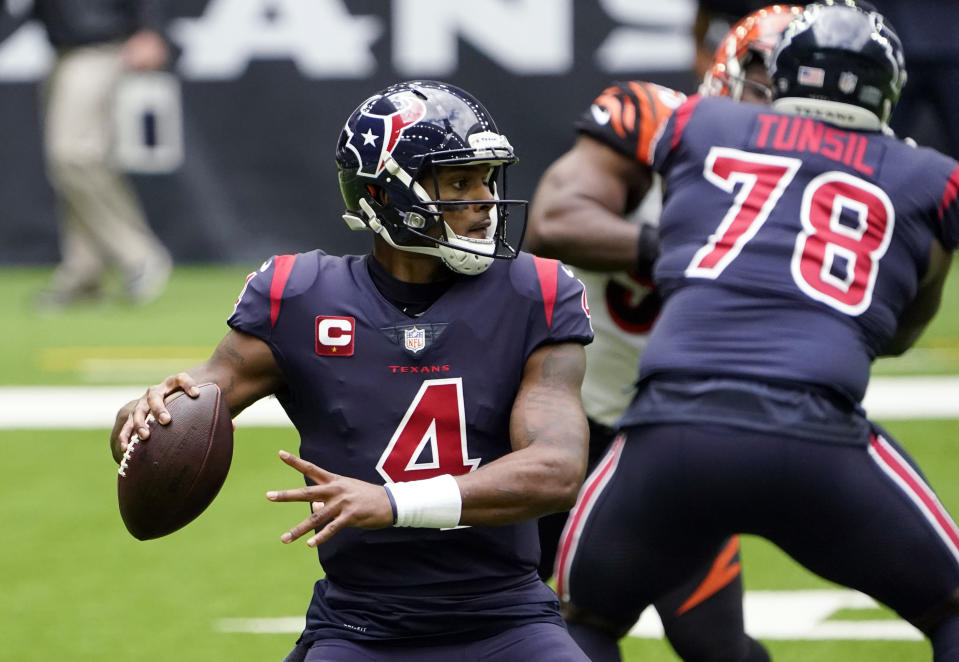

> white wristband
[384,474,462,529]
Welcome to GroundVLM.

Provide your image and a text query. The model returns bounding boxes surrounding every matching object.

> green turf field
[3,263,959,661]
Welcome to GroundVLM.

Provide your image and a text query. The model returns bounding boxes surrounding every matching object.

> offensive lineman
[552,2,959,660]
[527,7,801,661]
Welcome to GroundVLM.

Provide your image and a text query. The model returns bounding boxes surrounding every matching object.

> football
[117,383,233,540]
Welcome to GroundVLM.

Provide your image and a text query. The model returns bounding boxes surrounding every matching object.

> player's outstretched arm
[526,134,653,272]
[109,329,284,463]
[266,451,395,547]
[456,341,589,526]
[881,239,952,356]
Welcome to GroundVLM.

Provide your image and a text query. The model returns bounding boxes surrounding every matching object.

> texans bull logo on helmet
[343,93,427,177]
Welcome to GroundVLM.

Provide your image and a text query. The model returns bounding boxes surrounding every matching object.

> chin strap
[436,234,495,275]
[345,198,495,275]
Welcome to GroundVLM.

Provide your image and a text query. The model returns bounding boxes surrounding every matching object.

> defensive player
[109,80,594,661]
[527,7,799,661]
[552,2,959,661]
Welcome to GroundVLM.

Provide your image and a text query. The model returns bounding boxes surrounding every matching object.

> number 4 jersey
[583,81,959,405]
[228,250,592,644]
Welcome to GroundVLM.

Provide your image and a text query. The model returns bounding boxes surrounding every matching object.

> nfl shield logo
[404,326,426,354]
[838,71,858,95]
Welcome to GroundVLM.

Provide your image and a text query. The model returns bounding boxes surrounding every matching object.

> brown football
[117,383,233,540]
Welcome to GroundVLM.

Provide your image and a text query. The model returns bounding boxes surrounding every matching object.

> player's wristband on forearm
[383,484,398,525]
[382,474,462,528]
[636,223,660,281]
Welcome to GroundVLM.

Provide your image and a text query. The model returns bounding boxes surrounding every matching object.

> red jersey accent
[671,95,702,152]
[939,165,959,221]
[533,256,559,328]
[269,255,297,327]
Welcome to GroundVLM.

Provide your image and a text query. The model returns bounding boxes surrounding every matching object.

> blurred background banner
[0,0,700,265]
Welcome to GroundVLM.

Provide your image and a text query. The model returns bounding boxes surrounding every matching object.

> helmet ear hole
[367,184,389,205]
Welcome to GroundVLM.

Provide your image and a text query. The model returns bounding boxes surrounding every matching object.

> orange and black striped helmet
[699,5,802,102]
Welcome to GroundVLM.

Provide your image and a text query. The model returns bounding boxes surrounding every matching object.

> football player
[546,2,959,661]
[110,80,595,661]
[527,6,799,662]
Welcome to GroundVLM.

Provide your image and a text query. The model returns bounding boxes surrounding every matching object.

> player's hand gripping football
[267,451,394,547]
[110,372,200,463]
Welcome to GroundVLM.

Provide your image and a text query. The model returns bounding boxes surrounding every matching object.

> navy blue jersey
[629,94,959,404]
[228,250,592,642]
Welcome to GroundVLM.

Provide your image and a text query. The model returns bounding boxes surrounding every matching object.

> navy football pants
[540,418,767,662]
[557,422,959,658]
[282,622,589,661]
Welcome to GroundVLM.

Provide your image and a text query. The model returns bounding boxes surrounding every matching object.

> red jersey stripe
[533,256,559,328]
[269,255,298,328]
[671,95,702,152]
[938,164,959,221]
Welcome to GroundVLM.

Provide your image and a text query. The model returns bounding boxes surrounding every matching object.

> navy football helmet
[768,0,906,129]
[335,80,526,275]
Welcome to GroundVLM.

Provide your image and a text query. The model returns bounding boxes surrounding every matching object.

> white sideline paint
[632,590,921,641]
[214,590,922,641]
[217,616,304,634]
[2,376,959,429]
[0,386,288,429]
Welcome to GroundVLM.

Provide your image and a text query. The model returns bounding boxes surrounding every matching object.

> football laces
[118,434,140,478]
[117,413,155,477]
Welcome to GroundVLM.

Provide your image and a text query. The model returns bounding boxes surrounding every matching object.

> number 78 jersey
[639,91,959,403]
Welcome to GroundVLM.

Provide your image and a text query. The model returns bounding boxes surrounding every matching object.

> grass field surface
[3,263,959,661]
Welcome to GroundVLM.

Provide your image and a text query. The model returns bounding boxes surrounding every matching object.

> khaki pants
[43,43,170,294]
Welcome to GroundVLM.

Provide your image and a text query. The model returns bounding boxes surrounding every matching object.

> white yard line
[628,590,921,641]
[0,386,288,429]
[2,376,959,429]
[214,590,922,641]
